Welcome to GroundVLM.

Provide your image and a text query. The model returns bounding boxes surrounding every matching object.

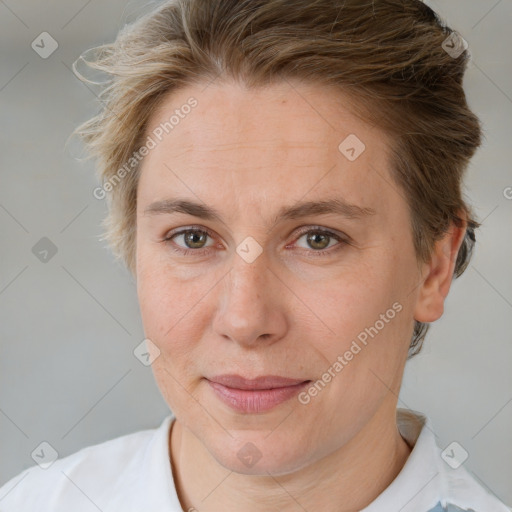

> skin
[135,79,466,511]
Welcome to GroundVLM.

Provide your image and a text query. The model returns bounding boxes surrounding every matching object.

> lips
[205,375,312,413]
[207,374,310,390]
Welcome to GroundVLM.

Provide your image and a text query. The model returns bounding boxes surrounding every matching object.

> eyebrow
[143,197,376,227]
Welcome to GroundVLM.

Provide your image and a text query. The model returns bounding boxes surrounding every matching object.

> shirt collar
[361,408,447,512]
[104,413,181,511]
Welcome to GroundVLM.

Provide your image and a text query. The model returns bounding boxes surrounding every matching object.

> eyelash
[162,225,349,258]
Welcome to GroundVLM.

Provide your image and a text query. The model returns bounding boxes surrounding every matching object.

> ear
[414,216,467,323]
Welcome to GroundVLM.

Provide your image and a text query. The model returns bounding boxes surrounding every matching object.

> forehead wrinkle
[162,140,331,160]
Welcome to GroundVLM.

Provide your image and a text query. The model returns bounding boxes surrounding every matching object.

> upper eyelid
[165,225,216,242]
[289,225,345,241]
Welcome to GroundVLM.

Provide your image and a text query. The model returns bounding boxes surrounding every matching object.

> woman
[1,0,509,510]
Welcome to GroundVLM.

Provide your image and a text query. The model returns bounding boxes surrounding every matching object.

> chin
[205,432,313,476]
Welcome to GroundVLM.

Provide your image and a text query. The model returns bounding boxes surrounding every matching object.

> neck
[169,405,412,512]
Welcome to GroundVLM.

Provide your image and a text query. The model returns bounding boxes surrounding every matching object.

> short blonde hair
[72,0,483,358]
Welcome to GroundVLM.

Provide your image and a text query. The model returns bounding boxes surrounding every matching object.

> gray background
[1,0,511,506]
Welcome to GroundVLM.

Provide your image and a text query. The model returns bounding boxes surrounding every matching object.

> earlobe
[413,219,467,323]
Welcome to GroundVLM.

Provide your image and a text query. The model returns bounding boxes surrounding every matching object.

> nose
[212,253,288,348]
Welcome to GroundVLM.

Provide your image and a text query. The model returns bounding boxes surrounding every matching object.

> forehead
[145,79,390,158]
[138,80,401,221]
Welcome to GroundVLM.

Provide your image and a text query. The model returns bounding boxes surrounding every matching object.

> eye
[162,225,349,257]
[163,227,216,255]
[290,227,348,257]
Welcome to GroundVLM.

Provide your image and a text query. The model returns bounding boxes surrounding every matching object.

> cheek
[297,283,409,431]
[136,252,211,366]
[302,265,395,344]
[298,256,412,395]
[137,241,182,329]
[137,264,206,410]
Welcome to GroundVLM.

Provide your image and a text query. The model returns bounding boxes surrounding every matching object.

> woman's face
[135,80,426,474]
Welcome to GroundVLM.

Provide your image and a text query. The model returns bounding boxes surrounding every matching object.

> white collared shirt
[0,408,509,511]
